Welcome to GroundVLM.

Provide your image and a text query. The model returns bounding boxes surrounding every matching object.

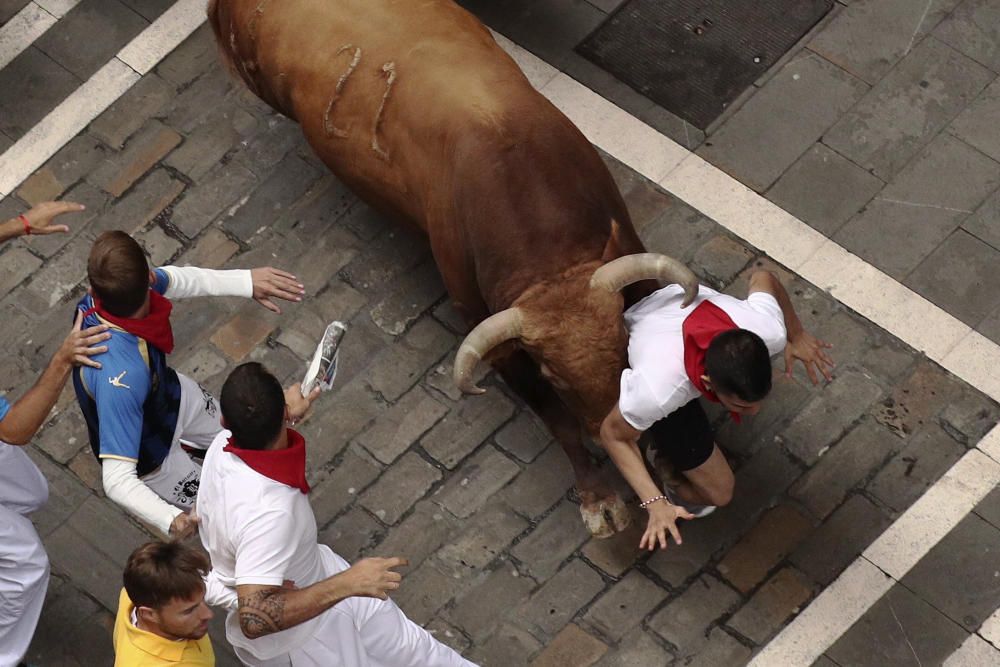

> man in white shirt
[600,269,833,552]
[197,362,477,667]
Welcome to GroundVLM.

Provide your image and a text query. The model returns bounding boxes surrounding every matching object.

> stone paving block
[593,628,674,667]
[174,346,228,382]
[511,500,590,581]
[356,387,448,465]
[230,115,303,175]
[165,107,257,180]
[68,446,103,494]
[421,393,516,471]
[44,522,122,610]
[717,504,814,594]
[435,503,528,576]
[690,235,755,289]
[431,300,467,335]
[313,279,368,325]
[647,574,741,657]
[373,501,456,569]
[367,317,457,403]
[341,225,431,293]
[494,409,552,463]
[813,311,916,384]
[91,168,184,236]
[89,73,173,149]
[717,370,814,459]
[827,584,967,667]
[317,506,382,562]
[727,567,814,645]
[444,561,535,642]
[684,627,752,667]
[791,494,893,585]
[308,445,382,528]
[934,0,1000,73]
[963,182,1000,253]
[135,224,181,266]
[25,447,93,538]
[868,424,966,513]
[209,306,277,361]
[699,53,868,192]
[638,200,717,265]
[871,361,966,439]
[0,351,33,406]
[17,134,108,206]
[15,171,62,208]
[26,575,115,666]
[163,66,235,135]
[781,368,884,465]
[176,228,239,269]
[766,142,885,236]
[515,558,605,639]
[975,485,1000,530]
[34,407,87,465]
[359,452,442,525]
[36,0,149,80]
[225,153,322,242]
[951,78,1000,163]
[823,37,994,181]
[155,24,218,87]
[119,0,171,21]
[90,121,183,198]
[808,0,962,84]
[609,159,674,233]
[500,442,575,519]
[390,558,466,626]
[790,419,900,519]
[0,47,80,140]
[583,570,667,642]
[580,505,644,577]
[436,446,521,519]
[482,0,605,70]
[25,232,93,307]
[274,306,329,361]
[423,351,489,403]
[468,622,543,667]
[369,259,446,336]
[0,0,29,24]
[939,389,1000,446]
[426,618,472,656]
[901,513,1000,631]
[530,623,608,667]
[835,132,1000,280]
[0,246,41,295]
[907,229,1000,327]
[305,367,386,463]
[67,495,151,564]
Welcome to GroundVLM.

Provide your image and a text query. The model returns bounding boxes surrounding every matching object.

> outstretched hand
[20,201,86,235]
[639,500,694,551]
[250,267,304,313]
[784,330,834,385]
[343,557,408,600]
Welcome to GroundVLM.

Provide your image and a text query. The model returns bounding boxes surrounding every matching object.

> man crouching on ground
[196,362,478,666]
[73,231,304,539]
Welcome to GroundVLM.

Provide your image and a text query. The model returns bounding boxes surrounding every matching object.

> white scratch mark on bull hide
[323,44,362,139]
[247,0,272,42]
[372,61,397,161]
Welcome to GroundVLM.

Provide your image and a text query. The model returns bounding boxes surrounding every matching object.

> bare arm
[0,201,84,244]
[749,269,834,384]
[600,406,692,550]
[0,312,109,445]
[236,557,406,639]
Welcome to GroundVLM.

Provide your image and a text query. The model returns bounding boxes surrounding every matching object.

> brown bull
[208,0,697,537]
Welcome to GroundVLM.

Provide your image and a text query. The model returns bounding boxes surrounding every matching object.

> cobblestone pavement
[2,1,1000,665]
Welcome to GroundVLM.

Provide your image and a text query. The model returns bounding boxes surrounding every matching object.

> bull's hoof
[580,494,632,539]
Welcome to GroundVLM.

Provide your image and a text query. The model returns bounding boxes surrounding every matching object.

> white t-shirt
[619,284,787,430]
[197,430,327,660]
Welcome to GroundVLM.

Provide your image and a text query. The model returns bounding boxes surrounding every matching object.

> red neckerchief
[85,291,175,354]
[223,429,310,494]
[682,300,741,423]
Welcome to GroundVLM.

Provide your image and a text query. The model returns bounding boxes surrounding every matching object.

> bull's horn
[590,253,699,306]
[453,308,524,395]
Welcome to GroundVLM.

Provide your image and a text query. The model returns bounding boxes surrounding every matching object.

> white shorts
[141,373,222,509]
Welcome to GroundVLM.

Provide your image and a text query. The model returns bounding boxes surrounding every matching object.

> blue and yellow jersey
[73,269,182,477]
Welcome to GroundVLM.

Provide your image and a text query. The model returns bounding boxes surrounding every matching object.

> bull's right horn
[590,253,699,306]
[453,308,524,395]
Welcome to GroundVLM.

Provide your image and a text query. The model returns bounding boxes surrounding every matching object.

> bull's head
[453,253,698,434]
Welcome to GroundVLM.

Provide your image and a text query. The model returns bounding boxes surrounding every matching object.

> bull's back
[210,0,542,224]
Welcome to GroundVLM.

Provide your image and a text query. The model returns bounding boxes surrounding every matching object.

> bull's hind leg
[492,352,630,538]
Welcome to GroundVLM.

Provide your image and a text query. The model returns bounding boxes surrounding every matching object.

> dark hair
[704,329,772,402]
[220,362,285,450]
[123,541,209,609]
[88,231,150,317]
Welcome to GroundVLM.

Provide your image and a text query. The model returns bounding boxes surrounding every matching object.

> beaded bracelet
[639,494,668,509]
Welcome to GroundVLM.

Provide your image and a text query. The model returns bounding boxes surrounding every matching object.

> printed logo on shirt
[109,371,131,389]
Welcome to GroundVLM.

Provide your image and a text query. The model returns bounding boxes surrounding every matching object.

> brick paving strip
[1,1,1000,665]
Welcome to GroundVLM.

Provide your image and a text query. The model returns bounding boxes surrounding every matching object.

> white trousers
[0,444,50,667]
[142,373,222,509]
[230,550,478,667]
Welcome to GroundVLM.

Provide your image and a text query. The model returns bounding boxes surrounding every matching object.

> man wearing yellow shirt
[113,541,215,666]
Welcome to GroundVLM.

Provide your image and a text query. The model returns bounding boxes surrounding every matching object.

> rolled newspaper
[301,321,347,396]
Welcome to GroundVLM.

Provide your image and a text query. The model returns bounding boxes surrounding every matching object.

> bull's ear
[601,219,624,263]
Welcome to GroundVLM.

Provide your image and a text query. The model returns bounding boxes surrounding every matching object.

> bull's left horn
[453,308,524,395]
[590,253,699,306]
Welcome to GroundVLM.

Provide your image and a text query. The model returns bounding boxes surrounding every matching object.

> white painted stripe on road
[0,59,138,196]
[117,0,208,75]
[943,331,1000,410]
[0,0,209,197]
[944,633,1000,666]
[749,558,893,666]
[0,2,57,71]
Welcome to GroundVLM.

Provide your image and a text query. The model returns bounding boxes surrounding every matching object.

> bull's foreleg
[492,352,630,538]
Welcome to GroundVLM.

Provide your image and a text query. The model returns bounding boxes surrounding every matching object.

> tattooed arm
[236,556,408,639]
